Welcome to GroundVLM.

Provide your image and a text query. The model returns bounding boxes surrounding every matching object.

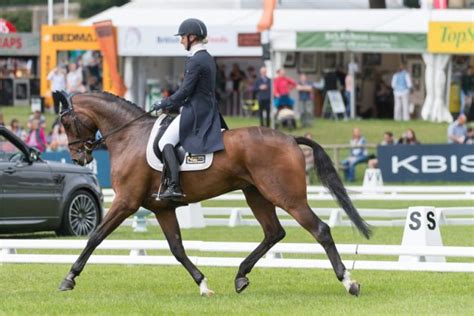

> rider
[153,18,226,200]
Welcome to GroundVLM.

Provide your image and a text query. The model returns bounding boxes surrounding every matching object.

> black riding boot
[159,144,184,200]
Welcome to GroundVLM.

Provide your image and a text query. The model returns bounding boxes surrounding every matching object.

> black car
[0,126,103,236]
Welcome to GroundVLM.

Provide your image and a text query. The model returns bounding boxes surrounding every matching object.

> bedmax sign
[377,144,474,182]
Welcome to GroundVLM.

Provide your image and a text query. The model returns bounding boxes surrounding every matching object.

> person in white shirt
[66,62,84,94]
[391,63,412,121]
[48,66,67,113]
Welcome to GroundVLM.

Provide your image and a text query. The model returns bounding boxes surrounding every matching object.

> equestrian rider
[153,18,226,200]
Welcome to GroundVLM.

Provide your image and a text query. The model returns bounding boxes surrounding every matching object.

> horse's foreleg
[287,204,360,296]
[58,200,134,291]
[154,209,213,296]
[235,186,286,293]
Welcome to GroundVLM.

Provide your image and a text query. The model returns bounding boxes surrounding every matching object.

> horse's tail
[295,137,372,239]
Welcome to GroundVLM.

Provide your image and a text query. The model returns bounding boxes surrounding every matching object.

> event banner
[428,22,474,54]
[0,33,39,56]
[297,31,426,53]
[377,144,474,182]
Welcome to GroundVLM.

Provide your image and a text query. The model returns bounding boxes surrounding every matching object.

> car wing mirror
[29,147,41,162]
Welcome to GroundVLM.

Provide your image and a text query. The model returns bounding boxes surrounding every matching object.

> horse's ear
[56,90,71,112]
[52,91,61,112]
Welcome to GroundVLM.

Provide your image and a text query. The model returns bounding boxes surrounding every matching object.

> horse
[54,91,371,297]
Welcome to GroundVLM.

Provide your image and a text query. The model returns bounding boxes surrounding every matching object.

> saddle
[146,114,213,172]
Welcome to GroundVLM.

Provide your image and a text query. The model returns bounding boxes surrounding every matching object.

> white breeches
[158,114,181,151]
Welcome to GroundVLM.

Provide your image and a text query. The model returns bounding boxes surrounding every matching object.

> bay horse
[54,91,371,296]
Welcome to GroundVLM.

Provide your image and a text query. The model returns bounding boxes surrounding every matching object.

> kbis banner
[378,144,474,182]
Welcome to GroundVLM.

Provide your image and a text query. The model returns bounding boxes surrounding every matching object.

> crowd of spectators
[1,110,68,153]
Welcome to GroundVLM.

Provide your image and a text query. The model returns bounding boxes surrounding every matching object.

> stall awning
[297,31,427,53]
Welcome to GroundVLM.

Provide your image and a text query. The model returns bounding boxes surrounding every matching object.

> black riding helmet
[175,18,207,39]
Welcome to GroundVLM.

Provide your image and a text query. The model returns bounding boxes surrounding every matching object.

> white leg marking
[342,271,352,292]
[199,278,215,297]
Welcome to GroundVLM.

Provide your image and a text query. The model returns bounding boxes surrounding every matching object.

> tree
[79,0,130,18]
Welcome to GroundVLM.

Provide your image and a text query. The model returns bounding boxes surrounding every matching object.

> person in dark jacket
[153,18,226,200]
[253,66,271,127]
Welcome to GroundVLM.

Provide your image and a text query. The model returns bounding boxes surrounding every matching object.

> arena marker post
[229,209,243,227]
[399,206,445,263]
[362,168,384,194]
[133,207,152,232]
[176,203,205,228]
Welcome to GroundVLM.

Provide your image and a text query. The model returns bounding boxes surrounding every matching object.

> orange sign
[93,20,126,96]
[40,25,114,107]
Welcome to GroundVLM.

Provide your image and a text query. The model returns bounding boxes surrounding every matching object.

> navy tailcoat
[168,50,225,154]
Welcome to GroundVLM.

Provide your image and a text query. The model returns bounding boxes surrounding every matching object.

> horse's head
[53,91,97,166]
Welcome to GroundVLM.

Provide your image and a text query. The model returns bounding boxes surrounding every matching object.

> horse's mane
[91,91,146,116]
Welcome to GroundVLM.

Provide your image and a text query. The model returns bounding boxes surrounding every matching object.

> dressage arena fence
[1,186,471,273]
[104,185,474,204]
[1,239,473,273]
[101,186,474,228]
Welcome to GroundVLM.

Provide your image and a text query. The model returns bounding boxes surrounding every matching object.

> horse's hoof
[58,278,75,291]
[348,282,360,297]
[235,277,250,293]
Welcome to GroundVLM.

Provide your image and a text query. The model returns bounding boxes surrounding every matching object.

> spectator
[375,80,393,119]
[341,127,369,182]
[464,127,474,144]
[48,123,68,152]
[297,73,313,127]
[253,66,271,127]
[368,131,395,168]
[25,119,47,152]
[230,63,246,93]
[301,132,315,185]
[28,110,46,129]
[66,62,85,93]
[47,66,67,114]
[447,114,467,144]
[8,118,26,140]
[460,66,473,115]
[273,68,296,110]
[344,72,353,117]
[391,63,412,121]
[398,128,420,145]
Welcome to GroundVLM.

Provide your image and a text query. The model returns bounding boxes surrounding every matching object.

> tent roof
[81,8,473,34]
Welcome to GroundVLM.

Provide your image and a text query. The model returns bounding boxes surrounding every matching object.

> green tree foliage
[0,11,32,32]
[79,0,130,18]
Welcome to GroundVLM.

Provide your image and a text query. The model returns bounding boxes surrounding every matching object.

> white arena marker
[362,168,384,193]
[176,203,205,228]
[399,206,445,263]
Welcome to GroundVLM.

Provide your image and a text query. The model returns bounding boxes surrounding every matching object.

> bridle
[59,103,155,159]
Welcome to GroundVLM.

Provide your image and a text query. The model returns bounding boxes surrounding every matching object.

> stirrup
[158,186,185,200]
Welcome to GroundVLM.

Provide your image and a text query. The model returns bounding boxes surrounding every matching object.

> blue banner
[378,144,474,182]
[42,150,111,188]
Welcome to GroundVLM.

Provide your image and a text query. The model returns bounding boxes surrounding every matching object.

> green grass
[1,225,473,315]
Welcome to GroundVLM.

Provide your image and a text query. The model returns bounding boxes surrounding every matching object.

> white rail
[118,207,474,228]
[1,240,473,273]
[102,185,474,203]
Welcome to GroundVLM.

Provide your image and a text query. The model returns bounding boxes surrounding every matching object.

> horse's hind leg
[154,209,213,296]
[287,204,360,296]
[235,186,286,293]
[58,198,134,291]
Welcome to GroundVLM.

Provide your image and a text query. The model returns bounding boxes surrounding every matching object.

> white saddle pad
[146,114,213,172]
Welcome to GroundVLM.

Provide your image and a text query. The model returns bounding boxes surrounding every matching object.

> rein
[60,105,156,154]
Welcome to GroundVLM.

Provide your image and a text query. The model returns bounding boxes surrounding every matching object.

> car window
[0,135,24,162]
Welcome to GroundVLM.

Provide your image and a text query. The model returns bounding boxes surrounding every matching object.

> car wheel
[58,190,100,236]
